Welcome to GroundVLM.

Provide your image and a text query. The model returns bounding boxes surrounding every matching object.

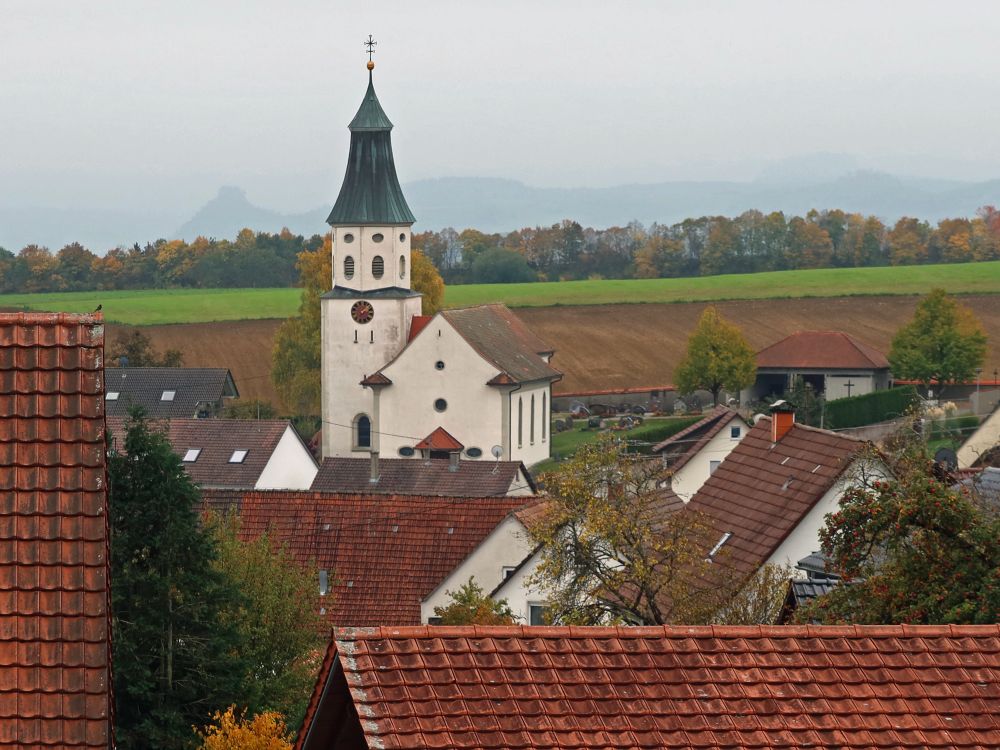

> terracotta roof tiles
[204,490,537,627]
[297,624,1000,750]
[0,313,112,748]
[756,330,890,370]
[414,426,464,451]
[687,417,865,577]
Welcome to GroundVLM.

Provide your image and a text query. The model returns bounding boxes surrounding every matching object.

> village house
[744,330,891,404]
[0,312,113,748]
[650,404,748,500]
[686,402,879,581]
[201,489,542,626]
[109,416,318,490]
[104,366,239,418]
[294,623,1000,749]
[320,61,560,465]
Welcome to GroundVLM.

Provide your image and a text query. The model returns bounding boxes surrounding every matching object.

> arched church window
[530,394,536,444]
[372,232,384,243]
[518,397,523,448]
[372,255,385,279]
[354,414,371,449]
[344,256,355,280]
[399,255,406,279]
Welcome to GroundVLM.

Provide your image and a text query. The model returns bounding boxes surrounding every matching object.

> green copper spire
[327,65,415,226]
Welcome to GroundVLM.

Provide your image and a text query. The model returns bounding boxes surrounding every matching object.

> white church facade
[320,61,560,466]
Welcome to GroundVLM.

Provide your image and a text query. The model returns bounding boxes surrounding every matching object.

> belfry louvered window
[372,255,384,279]
[344,256,355,279]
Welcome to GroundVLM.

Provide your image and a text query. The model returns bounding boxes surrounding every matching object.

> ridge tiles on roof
[756,330,889,370]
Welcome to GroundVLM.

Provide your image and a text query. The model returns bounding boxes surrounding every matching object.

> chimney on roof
[770,400,795,442]
[369,451,380,483]
[449,450,460,472]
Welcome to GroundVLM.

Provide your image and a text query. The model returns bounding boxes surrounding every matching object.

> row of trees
[5,205,1000,293]
[416,206,1000,283]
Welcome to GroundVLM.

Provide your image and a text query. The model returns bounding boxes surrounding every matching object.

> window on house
[318,569,329,596]
[530,394,536,444]
[182,448,201,462]
[106,392,119,401]
[372,255,384,278]
[501,566,517,581]
[229,449,248,464]
[344,255,355,279]
[355,415,372,449]
[517,397,523,448]
[731,426,741,439]
[542,393,547,440]
[398,446,415,457]
[160,390,175,401]
[528,603,550,626]
[434,398,447,412]
[343,233,355,243]
[372,232,384,243]
[465,447,483,458]
[709,460,721,474]
[427,616,443,625]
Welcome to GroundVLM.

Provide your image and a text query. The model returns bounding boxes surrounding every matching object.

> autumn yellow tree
[674,306,756,405]
[195,707,292,750]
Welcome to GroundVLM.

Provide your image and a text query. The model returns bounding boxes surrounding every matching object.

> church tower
[321,55,422,458]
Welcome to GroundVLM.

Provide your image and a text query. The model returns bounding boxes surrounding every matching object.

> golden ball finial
[367,60,375,71]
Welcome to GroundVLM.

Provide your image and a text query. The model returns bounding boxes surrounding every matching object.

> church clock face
[350,300,374,324]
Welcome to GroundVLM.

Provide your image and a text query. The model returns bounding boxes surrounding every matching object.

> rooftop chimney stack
[369,451,380,483]
[449,450,460,472]
[770,400,795,442]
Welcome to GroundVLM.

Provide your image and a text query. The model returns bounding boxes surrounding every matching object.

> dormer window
[182,449,201,462]
[229,449,248,464]
[161,390,175,401]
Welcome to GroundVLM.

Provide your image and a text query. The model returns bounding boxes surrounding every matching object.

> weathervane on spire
[365,35,377,70]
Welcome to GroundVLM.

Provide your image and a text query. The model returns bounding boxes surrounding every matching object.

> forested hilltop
[4,207,1000,293]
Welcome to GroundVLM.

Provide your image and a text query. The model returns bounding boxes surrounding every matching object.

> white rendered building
[321,63,560,465]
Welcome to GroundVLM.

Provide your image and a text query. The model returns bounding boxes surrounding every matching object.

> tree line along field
[2,260,999,325]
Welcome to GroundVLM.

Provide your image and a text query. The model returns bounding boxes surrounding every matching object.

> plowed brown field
[112,294,1000,409]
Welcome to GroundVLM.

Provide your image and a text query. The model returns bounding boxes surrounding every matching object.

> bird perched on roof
[93,304,102,312]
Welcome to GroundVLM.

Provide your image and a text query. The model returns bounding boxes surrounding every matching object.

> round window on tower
[344,256,355,280]
[434,398,447,412]
[435,361,445,371]
[399,232,406,242]
[343,233,355,243]
[372,255,384,279]
[399,255,406,279]
[372,232,384,243]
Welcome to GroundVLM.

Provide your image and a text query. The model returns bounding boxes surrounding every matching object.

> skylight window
[228,449,248,464]
[708,531,733,559]
[161,390,176,401]
[182,448,201,462]
[106,392,120,401]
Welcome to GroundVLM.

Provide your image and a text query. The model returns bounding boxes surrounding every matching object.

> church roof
[327,70,415,226]
[442,304,561,385]
[756,331,889,370]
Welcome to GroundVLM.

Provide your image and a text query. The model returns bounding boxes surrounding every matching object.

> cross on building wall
[844,379,855,397]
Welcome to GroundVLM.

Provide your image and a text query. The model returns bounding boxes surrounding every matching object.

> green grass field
[1,260,997,325]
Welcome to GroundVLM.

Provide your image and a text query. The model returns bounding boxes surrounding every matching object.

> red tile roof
[687,417,865,577]
[206,490,537,626]
[0,313,112,749]
[359,371,392,386]
[310,457,535,496]
[406,314,433,343]
[297,623,1000,750]
[756,330,890,370]
[107,417,306,489]
[441,305,561,384]
[414,426,464,451]
[651,405,742,470]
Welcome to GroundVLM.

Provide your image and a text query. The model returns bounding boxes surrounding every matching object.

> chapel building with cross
[320,50,560,469]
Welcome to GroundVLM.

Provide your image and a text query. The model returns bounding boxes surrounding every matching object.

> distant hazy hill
[174,173,1000,239]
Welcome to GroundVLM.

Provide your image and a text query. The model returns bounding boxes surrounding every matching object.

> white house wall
[379,317,505,458]
[509,381,552,467]
[420,515,536,623]
[255,426,319,490]
[957,408,1000,469]
[825,374,876,401]
[671,416,746,502]
[490,550,548,625]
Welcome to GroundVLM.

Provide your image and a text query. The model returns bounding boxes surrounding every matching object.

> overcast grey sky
[3,0,999,214]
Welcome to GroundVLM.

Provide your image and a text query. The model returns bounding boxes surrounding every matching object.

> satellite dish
[490,445,503,459]
[934,447,958,472]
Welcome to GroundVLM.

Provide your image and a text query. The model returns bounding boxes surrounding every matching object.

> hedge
[824,385,919,430]
[927,414,980,442]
